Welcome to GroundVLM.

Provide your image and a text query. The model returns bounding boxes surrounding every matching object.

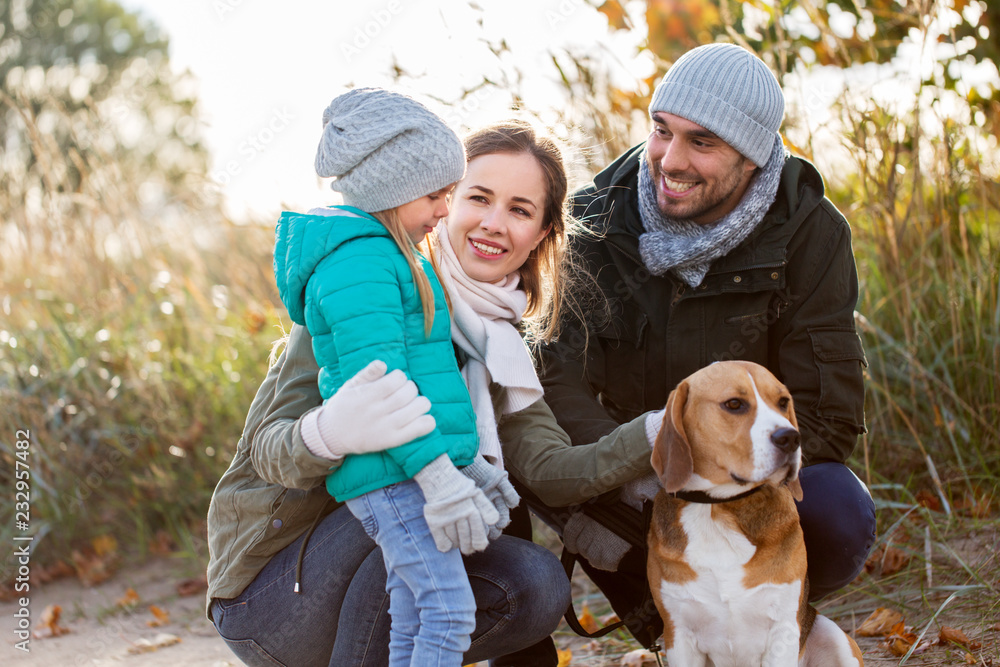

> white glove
[300,360,436,460]
[415,454,500,555]
[562,511,631,571]
[461,456,520,541]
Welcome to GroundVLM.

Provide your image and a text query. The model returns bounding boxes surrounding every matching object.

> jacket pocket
[245,488,326,558]
[808,326,868,427]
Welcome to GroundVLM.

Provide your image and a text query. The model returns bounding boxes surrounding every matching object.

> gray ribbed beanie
[315,88,466,212]
[649,44,784,167]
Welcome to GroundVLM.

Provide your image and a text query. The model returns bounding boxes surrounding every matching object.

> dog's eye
[778,396,790,410]
[722,398,747,413]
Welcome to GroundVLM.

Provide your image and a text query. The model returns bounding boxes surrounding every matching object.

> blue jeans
[211,500,569,667]
[346,480,475,666]
[795,462,877,599]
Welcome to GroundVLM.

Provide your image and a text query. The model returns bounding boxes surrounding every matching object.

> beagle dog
[647,360,864,666]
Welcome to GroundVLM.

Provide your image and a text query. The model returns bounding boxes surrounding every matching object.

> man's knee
[797,462,876,599]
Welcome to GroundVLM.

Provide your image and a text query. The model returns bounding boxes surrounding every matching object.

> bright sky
[118,1,998,222]
[117,0,649,222]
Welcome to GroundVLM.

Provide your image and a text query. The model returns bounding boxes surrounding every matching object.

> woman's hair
[371,208,439,336]
[463,120,574,342]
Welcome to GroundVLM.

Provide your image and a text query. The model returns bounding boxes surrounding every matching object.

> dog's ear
[786,477,803,502]
[651,380,693,493]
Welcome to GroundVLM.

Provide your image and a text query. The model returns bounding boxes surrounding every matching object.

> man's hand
[562,512,631,571]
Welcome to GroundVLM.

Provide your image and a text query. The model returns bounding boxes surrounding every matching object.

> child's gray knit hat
[315,88,466,212]
[649,43,784,167]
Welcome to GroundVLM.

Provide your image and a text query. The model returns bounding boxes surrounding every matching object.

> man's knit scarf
[637,136,787,287]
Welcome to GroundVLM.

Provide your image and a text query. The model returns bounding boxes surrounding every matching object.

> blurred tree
[0,0,215,267]
[588,0,999,141]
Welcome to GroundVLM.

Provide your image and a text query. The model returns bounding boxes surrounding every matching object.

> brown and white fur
[647,360,863,667]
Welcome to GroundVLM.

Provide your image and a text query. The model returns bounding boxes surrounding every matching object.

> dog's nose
[770,427,800,453]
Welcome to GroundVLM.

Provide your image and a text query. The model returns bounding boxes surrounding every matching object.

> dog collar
[669,486,764,504]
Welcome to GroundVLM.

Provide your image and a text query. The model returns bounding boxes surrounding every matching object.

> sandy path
[1,557,235,666]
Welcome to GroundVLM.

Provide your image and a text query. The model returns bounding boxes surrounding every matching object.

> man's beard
[649,157,751,224]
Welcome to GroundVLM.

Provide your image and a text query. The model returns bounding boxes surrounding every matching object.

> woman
[206,120,660,666]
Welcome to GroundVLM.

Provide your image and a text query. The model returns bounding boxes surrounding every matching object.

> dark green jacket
[537,143,867,465]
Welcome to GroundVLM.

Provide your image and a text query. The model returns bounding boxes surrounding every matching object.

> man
[532,42,876,643]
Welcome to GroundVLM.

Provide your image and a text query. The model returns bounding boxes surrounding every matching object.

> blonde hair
[462,120,577,342]
[371,208,441,336]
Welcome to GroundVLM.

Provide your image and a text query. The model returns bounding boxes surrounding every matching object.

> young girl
[272,87,503,665]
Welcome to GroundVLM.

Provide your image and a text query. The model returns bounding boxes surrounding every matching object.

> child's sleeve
[307,239,447,477]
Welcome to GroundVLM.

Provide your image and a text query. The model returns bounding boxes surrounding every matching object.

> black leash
[559,498,659,643]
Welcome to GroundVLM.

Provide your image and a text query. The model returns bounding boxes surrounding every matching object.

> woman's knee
[466,536,569,642]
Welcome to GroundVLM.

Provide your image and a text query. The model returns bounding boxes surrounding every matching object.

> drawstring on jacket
[295,499,333,593]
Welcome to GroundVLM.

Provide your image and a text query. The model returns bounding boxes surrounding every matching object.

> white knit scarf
[637,135,787,287]
[434,222,544,469]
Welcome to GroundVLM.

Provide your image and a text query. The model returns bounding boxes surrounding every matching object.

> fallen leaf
[91,534,118,557]
[35,560,75,584]
[940,626,972,646]
[127,632,181,654]
[579,603,598,634]
[915,489,942,512]
[600,612,621,626]
[965,653,977,664]
[116,587,140,608]
[147,605,170,627]
[71,545,118,587]
[882,620,920,657]
[954,486,996,519]
[176,576,208,597]
[885,635,914,656]
[620,648,660,665]
[880,546,911,576]
[858,607,905,636]
[556,648,572,667]
[33,604,71,639]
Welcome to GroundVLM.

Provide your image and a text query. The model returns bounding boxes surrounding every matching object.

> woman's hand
[461,456,520,540]
[300,360,436,459]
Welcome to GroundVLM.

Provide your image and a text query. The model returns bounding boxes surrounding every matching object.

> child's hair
[462,120,574,342]
[371,208,440,337]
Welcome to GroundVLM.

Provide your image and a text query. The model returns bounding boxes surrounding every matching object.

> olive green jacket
[205,324,654,618]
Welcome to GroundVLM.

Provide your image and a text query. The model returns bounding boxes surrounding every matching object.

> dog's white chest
[657,504,803,666]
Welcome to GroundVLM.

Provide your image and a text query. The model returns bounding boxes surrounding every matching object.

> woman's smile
[446,152,550,283]
[469,238,506,257]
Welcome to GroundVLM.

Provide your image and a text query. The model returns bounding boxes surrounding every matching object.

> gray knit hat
[315,88,466,212]
[649,44,784,167]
